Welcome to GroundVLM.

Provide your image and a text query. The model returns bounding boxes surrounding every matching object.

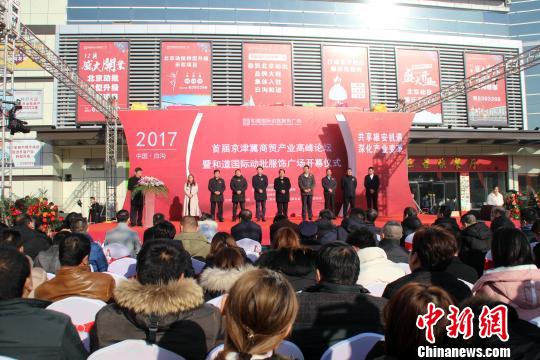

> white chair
[192,258,206,275]
[105,271,128,286]
[246,251,260,263]
[364,282,387,297]
[46,296,106,351]
[205,340,304,360]
[396,263,411,274]
[206,294,227,310]
[529,316,540,328]
[320,332,384,360]
[108,257,137,278]
[46,272,56,280]
[459,279,474,290]
[236,238,262,254]
[88,340,186,360]
[103,243,132,262]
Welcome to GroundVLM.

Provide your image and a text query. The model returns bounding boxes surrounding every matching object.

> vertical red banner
[161,42,212,108]
[243,43,293,105]
[465,53,507,126]
[322,46,370,109]
[77,42,129,122]
[396,48,442,125]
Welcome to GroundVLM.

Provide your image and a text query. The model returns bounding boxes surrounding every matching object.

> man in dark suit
[364,166,380,211]
[341,168,357,217]
[231,209,262,243]
[88,197,104,224]
[127,167,144,226]
[252,166,268,221]
[321,168,337,217]
[298,165,316,221]
[208,169,226,222]
[230,169,248,221]
[274,168,291,217]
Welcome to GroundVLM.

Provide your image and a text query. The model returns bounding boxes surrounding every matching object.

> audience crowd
[0,204,540,359]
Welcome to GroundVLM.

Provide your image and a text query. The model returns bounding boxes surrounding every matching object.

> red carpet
[88,214,441,246]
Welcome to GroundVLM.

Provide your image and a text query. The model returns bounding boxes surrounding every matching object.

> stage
[88,214,442,246]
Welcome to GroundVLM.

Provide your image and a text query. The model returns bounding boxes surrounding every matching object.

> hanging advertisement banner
[396,48,442,125]
[77,41,129,123]
[243,43,293,105]
[160,42,212,108]
[322,45,370,110]
[465,53,507,126]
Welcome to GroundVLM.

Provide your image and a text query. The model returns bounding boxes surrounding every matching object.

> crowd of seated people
[0,205,539,360]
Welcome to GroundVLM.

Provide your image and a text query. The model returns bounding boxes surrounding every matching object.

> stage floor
[88,214,440,246]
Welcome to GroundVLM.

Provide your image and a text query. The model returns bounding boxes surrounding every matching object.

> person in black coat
[378,221,409,263]
[490,206,516,233]
[88,197,104,224]
[231,209,262,243]
[341,168,357,217]
[290,242,386,359]
[230,169,248,221]
[208,169,226,222]
[255,227,317,292]
[321,168,337,217]
[364,167,380,210]
[274,169,291,218]
[298,165,316,221]
[252,166,268,221]
[0,247,88,359]
[127,167,144,226]
[459,213,492,276]
[269,214,299,246]
[13,214,51,260]
[433,205,460,234]
[383,227,472,303]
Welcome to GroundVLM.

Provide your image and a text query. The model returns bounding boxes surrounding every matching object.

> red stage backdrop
[77,42,129,122]
[322,46,370,109]
[160,42,212,108]
[396,48,442,125]
[465,53,507,126]
[243,43,292,105]
[120,107,415,220]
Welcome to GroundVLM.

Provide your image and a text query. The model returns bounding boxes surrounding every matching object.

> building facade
[9,0,540,214]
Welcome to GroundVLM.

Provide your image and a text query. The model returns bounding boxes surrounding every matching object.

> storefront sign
[408,156,508,172]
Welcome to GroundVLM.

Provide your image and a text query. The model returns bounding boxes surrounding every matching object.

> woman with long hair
[217,268,299,360]
[183,174,201,217]
[255,227,317,291]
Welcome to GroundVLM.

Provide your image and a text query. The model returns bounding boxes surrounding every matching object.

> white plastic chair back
[364,282,387,297]
[46,296,106,351]
[88,340,186,360]
[396,262,411,274]
[205,340,303,360]
[192,258,206,275]
[46,272,56,280]
[104,243,132,262]
[459,279,474,290]
[529,316,540,327]
[105,272,128,286]
[246,251,260,263]
[236,238,262,254]
[404,232,415,251]
[206,294,227,310]
[320,332,384,360]
[108,257,137,278]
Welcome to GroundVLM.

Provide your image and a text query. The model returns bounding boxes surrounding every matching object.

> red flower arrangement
[504,190,528,220]
[9,198,64,232]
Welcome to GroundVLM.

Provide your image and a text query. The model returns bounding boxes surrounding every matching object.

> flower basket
[132,176,168,198]
[504,190,528,220]
[8,197,64,231]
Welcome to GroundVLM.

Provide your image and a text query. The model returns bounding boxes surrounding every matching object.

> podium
[143,193,155,228]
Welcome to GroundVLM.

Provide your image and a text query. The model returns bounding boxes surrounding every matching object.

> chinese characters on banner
[465,53,507,126]
[243,43,293,105]
[77,42,129,123]
[322,46,370,109]
[1,140,44,168]
[15,90,43,120]
[160,42,212,108]
[396,48,442,125]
